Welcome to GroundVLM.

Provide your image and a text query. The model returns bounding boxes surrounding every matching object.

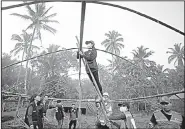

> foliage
[11,3,59,45]
[2,53,26,93]
[29,44,78,97]
[166,43,184,66]
[11,30,39,57]
[101,30,124,56]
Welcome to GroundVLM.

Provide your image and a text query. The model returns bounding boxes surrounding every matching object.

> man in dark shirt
[78,40,103,95]
[149,96,184,129]
[69,104,78,129]
[25,94,43,129]
[55,100,65,129]
[42,95,49,117]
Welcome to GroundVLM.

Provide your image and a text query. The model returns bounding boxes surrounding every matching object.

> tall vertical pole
[78,1,86,128]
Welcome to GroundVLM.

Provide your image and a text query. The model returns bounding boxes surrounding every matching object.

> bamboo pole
[3,90,184,103]
[15,95,22,119]
[2,47,140,71]
[77,2,86,128]
[175,94,184,102]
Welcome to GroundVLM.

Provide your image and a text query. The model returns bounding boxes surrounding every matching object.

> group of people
[95,92,137,129]
[24,93,184,129]
[78,40,185,129]
[96,93,184,129]
[24,40,184,129]
[24,94,78,129]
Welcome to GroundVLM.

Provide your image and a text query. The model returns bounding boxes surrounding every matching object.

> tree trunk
[24,26,36,95]
[178,58,183,66]
[16,50,25,91]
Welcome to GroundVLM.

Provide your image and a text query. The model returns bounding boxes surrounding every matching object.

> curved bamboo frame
[2,1,184,35]
[2,1,184,115]
[2,47,136,69]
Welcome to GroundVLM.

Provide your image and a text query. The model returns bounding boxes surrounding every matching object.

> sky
[2,1,184,78]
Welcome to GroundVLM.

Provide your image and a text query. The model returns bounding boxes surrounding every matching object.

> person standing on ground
[77,40,103,95]
[69,104,78,129]
[149,96,184,129]
[42,95,49,117]
[25,94,43,129]
[55,100,65,129]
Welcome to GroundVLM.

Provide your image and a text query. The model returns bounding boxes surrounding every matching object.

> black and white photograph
[1,1,184,129]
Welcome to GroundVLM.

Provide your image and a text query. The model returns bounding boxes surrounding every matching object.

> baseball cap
[118,102,130,109]
[85,40,95,46]
[103,92,109,97]
[57,100,61,103]
[160,96,171,104]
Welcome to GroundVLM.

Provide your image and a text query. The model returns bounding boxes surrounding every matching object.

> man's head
[57,100,61,103]
[85,40,95,49]
[118,102,130,112]
[34,95,41,103]
[56,100,62,106]
[44,95,48,101]
[160,96,172,112]
[103,92,109,101]
[72,103,75,108]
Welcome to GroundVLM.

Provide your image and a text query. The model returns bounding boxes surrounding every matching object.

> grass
[2,108,151,128]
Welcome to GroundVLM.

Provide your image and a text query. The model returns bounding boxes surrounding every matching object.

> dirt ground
[1,108,151,128]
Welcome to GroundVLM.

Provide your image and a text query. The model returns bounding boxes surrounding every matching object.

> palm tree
[166,43,184,66]
[101,30,124,70]
[132,45,154,69]
[11,30,39,92]
[38,44,61,78]
[11,3,59,94]
[11,3,59,45]
[11,30,39,58]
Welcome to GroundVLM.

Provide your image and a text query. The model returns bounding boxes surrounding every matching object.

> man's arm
[77,51,79,59]
[76,109,78,118]
[181,116,185,129]
[27,105,33,126]
[149,114,157,128]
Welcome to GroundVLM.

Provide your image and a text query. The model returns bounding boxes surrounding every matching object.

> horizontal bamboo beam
[113,90,185,102]
[3,90,184,102]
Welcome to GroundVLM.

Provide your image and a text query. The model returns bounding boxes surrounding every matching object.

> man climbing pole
[77,40,103,95]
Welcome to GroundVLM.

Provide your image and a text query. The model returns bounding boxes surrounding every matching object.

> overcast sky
[2,1,184,74]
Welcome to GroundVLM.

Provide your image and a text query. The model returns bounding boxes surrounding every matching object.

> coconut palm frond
[41,19,59,23]
[41,6,53,17]
[11,13,32,20]
[42,24,57,34]
[44,13,57,19]
[11,34,23,42]
[26,5,35,17]
[101,39,110,45]
[168,55,176,64]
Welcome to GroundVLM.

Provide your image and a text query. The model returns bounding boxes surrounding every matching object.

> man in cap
[69,103,78,129]
[149,96,184,129]
[25,94,44,129]
[55,100,65,129]
[108,102,136,129]
[77,40,103,95]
